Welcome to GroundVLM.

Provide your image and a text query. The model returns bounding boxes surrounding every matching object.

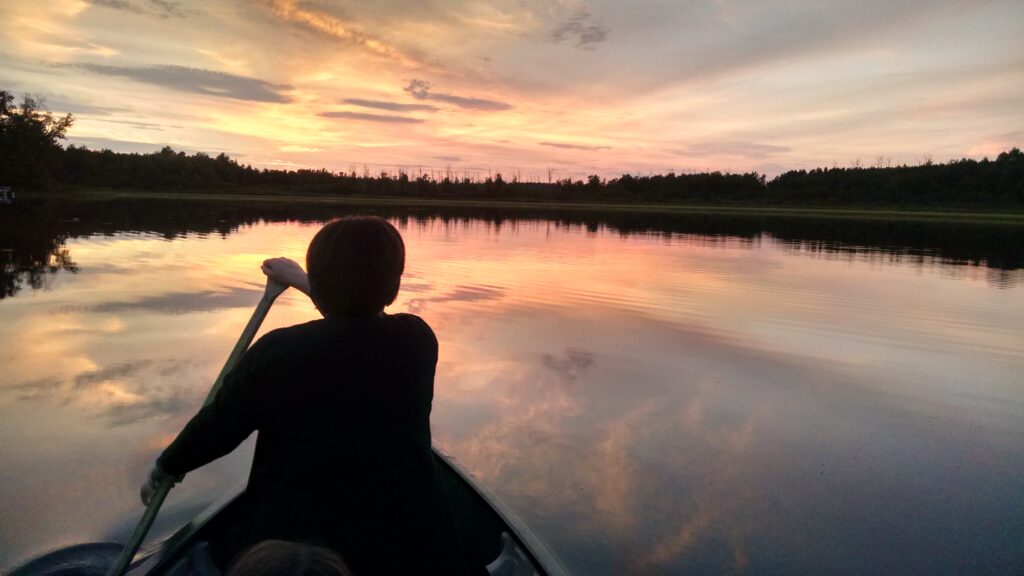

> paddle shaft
[106,278,287,576]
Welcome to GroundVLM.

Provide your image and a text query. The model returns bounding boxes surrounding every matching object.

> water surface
[1,198,1022,575]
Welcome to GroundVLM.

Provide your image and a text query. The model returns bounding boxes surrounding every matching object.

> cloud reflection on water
[8,359,197,426]
[406,284,505,314]
[93,287,265,315]
[431,295,1023,574]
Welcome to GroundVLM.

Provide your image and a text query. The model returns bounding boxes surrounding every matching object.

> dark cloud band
[342,98,438,112]
[84,0,191,18]
[67,63,292,103]
[404,79,511,111]
[676,142,791,159]
[540,141,610,151]
[320,111,424,123]
[552,11,609,49]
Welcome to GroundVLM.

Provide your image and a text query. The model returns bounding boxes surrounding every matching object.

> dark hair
[306,216,405,316]
[226,540,352,576]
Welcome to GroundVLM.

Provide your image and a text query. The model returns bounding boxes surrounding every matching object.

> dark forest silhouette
[2,89,1022,208]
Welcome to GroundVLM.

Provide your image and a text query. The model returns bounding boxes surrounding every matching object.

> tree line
[2,89,1022,207]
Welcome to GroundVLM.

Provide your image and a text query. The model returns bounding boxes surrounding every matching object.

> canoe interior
[437,455,509,571]
[132,452,547,575]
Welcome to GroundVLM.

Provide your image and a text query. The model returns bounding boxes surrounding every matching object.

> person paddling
[141,216,469,575]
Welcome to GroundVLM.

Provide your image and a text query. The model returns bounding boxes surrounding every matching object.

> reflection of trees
[0,201,78,299]
[400,206,1024,286]
[1,197,1021,300]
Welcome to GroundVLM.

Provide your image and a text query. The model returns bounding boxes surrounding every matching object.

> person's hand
[262,257,311,295]
[140,463,179,506]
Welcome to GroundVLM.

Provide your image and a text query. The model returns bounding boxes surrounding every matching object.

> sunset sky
[1,0,1022,177]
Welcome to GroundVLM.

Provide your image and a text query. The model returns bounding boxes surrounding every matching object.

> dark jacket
[159,313,468,575]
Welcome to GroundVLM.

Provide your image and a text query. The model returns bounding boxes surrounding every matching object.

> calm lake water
[1,198,1022,575]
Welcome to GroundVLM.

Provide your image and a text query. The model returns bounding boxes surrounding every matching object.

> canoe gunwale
[433,449,570,576]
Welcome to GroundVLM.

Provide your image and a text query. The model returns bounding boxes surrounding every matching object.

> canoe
[9,449,569,576]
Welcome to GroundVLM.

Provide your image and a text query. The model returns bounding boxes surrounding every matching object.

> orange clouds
[258,0,427,70]
[2,0,1021,177]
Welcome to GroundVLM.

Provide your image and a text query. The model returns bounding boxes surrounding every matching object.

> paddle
[106,277,288,576]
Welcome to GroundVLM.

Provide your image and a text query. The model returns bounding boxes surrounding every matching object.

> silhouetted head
[306,216,405,317]
[226,540,352,576]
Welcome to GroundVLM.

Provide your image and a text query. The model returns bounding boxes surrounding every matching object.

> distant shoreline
[24,188,1024,224]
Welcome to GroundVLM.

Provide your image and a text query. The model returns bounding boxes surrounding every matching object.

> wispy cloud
[404,79,511,111]
[8,359,196,426]
[85,0,144,14]
[260,0,424,68]
[104,394,191,426]
[540,141,610,151]
[966,130,1024,158]
[94,287,264,314]
[147,0,188,17]
[319,111,424,124]
[74,361,152,389]
[625,1,985,90]
[541,348,595,384]
[10,377,63,401]
[406,284,504,313]
[68,136,169,153]
[84,0,192,19]
[43,97,127,117]
[342,98,438,112]
[65,63,292,103]
[93,118,167,130]
[552,11,609,49]
[677,142,791,159]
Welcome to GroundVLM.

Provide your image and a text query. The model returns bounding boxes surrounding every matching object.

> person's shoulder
[250,319,329,354]
[267,318,327,338]
[387,313,437,347]
[387,312,434,331]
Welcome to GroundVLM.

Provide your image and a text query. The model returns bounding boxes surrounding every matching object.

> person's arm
[140,337,274,503]
[262,257,310,297]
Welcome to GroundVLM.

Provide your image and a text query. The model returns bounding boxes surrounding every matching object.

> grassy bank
[21,187,1024,225]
